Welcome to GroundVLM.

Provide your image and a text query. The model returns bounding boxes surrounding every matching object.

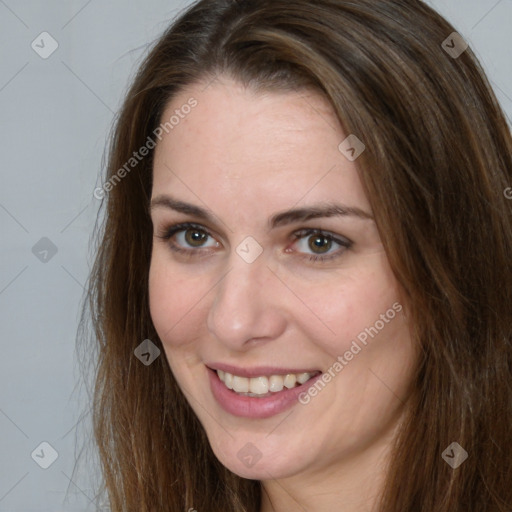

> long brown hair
[80,0,512,510]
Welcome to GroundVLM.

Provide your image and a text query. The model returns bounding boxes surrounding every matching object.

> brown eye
[157,222,220,255]
[292,228,352,262]
[308,234,332,254]
[184,228,209,247]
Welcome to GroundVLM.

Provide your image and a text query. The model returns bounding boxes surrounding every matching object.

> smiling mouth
[216,369,321,397]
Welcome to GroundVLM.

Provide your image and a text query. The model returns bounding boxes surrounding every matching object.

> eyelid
[156,221,352,261]
[291,228,352,247]
[288,228,352,262]
[156,221,219,242]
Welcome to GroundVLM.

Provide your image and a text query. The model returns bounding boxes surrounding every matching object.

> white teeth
[216,370,316,396]
[283,374,296,389]
[232,375,249,393]
[249,376,269,394]
[269,375,284,392]
[224,372,234,390]
[296,372,311,384]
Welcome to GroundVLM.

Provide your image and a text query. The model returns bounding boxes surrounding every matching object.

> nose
[206,252,287,350]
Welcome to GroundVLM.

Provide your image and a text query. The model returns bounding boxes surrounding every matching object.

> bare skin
[148,76,416,511]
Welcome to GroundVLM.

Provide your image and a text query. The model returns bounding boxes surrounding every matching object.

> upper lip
[207,363,322,378]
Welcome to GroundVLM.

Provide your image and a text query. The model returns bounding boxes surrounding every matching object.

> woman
[82,0,512,510]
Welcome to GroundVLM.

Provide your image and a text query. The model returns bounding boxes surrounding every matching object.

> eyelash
[155,222,353,263]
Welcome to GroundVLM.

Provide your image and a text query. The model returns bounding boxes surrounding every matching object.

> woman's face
[149,77,416,483]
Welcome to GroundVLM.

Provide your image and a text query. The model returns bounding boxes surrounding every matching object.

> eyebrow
[150,195,374,229]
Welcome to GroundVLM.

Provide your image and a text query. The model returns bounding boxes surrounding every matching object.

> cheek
[148,255,200,348]
[296,254,403,357]
[148,258,208,387]
[148,258,171,336]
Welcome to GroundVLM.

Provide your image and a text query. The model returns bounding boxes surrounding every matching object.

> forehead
[152,77,371,216]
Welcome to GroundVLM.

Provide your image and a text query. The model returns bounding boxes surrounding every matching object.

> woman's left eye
[291,228,352,262]
[156,222,352,262]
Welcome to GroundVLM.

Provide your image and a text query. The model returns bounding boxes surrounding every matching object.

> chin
[207,433,309,480]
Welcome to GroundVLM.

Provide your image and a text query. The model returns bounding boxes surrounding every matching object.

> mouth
[215,368,321,397]
[206,365,323,418]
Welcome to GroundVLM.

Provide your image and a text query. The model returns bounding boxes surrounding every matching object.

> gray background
[0,1,511,510]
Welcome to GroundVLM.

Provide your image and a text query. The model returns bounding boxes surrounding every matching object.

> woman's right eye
[156,222,219,256]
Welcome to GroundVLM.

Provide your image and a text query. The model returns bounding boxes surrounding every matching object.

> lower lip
[208,368,322,419]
